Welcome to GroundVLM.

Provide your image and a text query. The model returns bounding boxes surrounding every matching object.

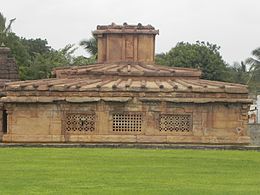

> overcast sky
[1,0,260,64]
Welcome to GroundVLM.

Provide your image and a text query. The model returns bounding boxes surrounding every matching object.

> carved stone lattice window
[159,114,192,132]
[113,113,142,132]
[65,113,95,132]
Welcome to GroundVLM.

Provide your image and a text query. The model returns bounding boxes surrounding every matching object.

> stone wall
[249,124,260,146]
[2,100,250,144]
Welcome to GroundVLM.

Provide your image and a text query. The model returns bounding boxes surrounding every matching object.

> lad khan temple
[0,23,252,144]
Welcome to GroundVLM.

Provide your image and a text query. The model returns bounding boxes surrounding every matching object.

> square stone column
[0,103,3,141]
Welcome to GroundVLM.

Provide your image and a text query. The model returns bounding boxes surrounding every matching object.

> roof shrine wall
[93,23,159,64]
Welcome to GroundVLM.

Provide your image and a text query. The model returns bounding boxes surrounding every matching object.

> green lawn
[0,148,260,195]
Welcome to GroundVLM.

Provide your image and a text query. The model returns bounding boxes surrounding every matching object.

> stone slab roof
[3,76,248,94]
[52,63,202,79]
[1,74,251,103]
[1,61,250,104]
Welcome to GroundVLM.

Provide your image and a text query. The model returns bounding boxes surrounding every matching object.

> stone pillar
[0,103,3,141]
[257,95,260,123]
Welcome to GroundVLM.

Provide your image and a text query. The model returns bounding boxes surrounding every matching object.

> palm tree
[230,61,248,84]
[79,33,97,58]
[246,47,260,84]
[0,12,16,44]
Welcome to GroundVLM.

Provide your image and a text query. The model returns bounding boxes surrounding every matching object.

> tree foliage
[226,61,248,84]
[246,47,260,70]
[0,12,16,43]
[245,47,260,92]
[156,41,229,81]
[80,34,97,58]
[20,44,96,80]
[0,12,95,80]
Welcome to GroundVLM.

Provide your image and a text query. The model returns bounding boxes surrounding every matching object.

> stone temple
[0,23,252,144]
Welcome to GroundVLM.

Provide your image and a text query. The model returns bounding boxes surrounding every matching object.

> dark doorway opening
[2,110,7,134]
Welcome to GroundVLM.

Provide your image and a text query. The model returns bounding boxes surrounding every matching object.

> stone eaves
[3,76,248,94]
[93,23,159,35]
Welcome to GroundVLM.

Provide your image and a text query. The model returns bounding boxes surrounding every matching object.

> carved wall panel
[65,113,96,132]
[112,113,142,132]
[159,114,192,132]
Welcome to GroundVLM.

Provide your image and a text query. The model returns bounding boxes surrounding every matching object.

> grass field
[0,148,260,195]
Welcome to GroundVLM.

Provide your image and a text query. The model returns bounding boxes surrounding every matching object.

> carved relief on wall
[125,35,134,60]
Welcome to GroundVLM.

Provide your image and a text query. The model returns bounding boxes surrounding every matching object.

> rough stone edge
[0,143,260,151]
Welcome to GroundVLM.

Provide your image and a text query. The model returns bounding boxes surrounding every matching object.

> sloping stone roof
[3,72,248,94]
[2,61,250,103]
[1,63,250,103]
[52,63,202,79]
